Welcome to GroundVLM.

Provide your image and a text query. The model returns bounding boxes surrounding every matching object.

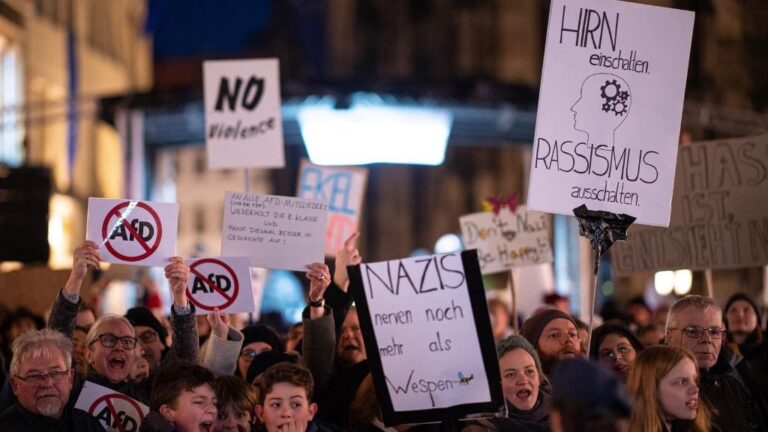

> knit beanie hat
[242,324,284,353]
[521,309,576,348]
[725,292,762,327]
[551,358,632,418]
[245,350,296,384]
[125,307,168,347]
[497,335,545,379]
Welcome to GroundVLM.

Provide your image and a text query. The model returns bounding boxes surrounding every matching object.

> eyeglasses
[89,334,138,350]
[239,348,271,362]
[670,326,724,339]
[15,369,70,386]
[599,344,635,362]
[137,329,158,344]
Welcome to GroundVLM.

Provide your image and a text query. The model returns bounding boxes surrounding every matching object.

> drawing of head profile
[570,73,632,146]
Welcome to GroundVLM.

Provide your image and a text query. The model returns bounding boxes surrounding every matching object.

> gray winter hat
[497,335,545,378]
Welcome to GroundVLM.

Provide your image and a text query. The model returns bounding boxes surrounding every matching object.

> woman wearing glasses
[590,323,644,382]
[627,346,710,432]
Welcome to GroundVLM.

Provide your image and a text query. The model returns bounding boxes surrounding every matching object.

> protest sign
[527,0,694,227]
[612,135,768,275]
[459,205,553,274]
[221,192,328,271]
[86,198,178,267]
[203,58,284,168]
[296,160,368,256]
[75,381,149,432]
[348,250,502,425]
[185,256,256,314]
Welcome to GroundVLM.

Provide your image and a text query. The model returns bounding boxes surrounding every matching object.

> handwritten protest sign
[75,381,149,432]
[612,135,768,275]
[221,192,328,271]
[527,0,694,227]
[86,198,178,266]
[185,256,256,314]
[460,205,553,274]
[348,250,502,425]
[296,160,368,256]
[203,59,284,168]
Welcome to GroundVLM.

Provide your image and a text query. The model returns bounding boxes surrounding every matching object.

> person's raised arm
[303,262,336,393]
[328,232,362,332]
[199,308,243,376]
[163,257,199,363]
[49,241,101,336]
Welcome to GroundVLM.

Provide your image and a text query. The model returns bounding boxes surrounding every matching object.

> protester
[590,323,644,382]
[0,329,103,430]
[212,375,257,432]
[488,298,514,342]
[140,360,218,432]
[126,306,171,371]
[494,335,550,431]
[521,309,581,375]
[237,324,284,380]
[627,346,710,432]
[625,297,652,329]
[665,295,768,431]
[573,318,589,355]
[637,323,665,348]
[548,358,631,432]
[724,292,768,381]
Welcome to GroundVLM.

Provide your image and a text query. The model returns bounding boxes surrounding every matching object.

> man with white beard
[0,329,102,431]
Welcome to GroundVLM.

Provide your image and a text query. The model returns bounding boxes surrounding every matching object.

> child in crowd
[213,375,258,432]
[140,360,218,432]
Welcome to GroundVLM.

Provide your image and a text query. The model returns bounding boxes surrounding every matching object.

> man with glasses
[125,306,170,371]
[0,329,102,430]
[665,295,768,432]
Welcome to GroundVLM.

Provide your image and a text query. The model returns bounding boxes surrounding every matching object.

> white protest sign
[221,192,328,271]
[86,198,178,266]
[459,205,553,274]
[75,381,149,432]
[185,257,256,314]
[203,58,284,168]
[348,251,502,425]
[296,160,368,256]
[527,0,694,227]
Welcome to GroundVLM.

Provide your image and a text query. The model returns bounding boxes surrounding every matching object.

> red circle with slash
[187,258,240,311]
[101,201,163,262]
[89,393,146,432]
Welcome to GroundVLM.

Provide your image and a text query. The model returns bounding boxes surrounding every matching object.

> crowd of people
[0,236,767,432]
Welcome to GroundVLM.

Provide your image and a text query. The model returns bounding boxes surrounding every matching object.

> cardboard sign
[612,135,768,275]
[459,205,553,274]
[527,0,694,227]
[86,198,178,266]
[296,160,368,256]
[75,381,149,432]
[203,58,284,168]
[348,250,502,425]
[185,256,256,314]
[221,192,328,271]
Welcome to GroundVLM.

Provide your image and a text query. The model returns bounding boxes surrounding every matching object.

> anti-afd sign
[527,0,694,227]
[348,250,502,426]
[203,58,284,169]
[296,160,368,256]
[86,198,178,266]
[185,256,257,314]
[75,381,149,432]
[612,135,768,275]
[459,205,553,274]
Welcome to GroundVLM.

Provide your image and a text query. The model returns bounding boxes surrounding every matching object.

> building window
[0,34,23,166]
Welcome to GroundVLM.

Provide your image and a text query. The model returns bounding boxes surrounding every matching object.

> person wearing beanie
[724,292,768,382]
[590,322,644,382]
[549,358,631,432]
[521,309,580,375]
[237,324,284,379]
[125,307,169,371]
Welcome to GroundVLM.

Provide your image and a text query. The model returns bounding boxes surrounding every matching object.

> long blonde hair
[627,346,710,432]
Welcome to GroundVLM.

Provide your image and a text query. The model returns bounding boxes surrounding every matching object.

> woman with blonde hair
[627,346,710,432]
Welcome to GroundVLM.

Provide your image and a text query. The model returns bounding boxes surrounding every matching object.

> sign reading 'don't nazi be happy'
[203,58,284,169]
[185,256,257,314]
[527,0,694,227]
[86,198,178,267]
[75,381,149,432]
[348,250,502,426]
[221,191,328,271]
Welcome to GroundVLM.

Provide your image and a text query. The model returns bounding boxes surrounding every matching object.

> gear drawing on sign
[571,73,632,146]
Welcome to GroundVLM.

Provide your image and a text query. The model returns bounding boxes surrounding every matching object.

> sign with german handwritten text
[221,192,327,271]
[348,250,502,426]
[612,135,768,275]
[528,0,694,227]
[460,205,553,274]
[296,160,368,256]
